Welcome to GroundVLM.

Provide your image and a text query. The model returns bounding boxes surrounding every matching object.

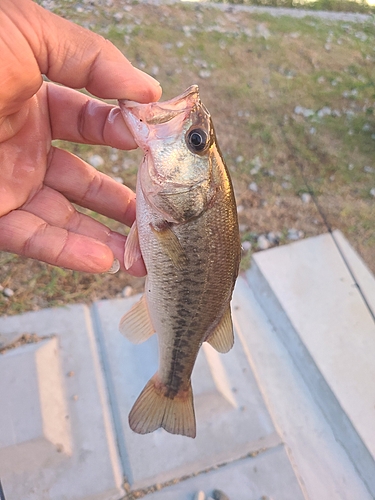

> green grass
[1,0,374,315]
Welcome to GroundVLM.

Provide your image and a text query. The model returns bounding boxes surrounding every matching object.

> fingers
[2,0,161,103]
[0,205,147,275]
[44,147,137,227]
[20,185,147,275]
[46,83,137,149]
[0,210,115,273]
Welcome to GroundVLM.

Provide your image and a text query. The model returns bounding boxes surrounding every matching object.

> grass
[1,0,374,315]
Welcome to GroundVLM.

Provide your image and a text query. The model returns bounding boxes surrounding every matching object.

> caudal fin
[129,374,196,438]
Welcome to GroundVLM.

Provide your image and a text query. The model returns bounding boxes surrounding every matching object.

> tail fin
[129,374,196,438]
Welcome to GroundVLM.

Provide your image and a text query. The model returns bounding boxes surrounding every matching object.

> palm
[0,0,161,274]
[1,90,50,216]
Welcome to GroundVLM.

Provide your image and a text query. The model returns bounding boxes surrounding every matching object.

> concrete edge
[245,253,375,497]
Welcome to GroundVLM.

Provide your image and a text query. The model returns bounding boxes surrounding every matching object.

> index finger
[2,0,162,102]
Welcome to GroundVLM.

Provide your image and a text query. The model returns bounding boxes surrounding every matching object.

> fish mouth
[119,86,207,147]
[119,85,200,125]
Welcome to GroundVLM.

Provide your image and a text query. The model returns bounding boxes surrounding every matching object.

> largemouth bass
[119,85,240,438]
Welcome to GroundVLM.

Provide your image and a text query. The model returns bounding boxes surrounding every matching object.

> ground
[1,0,374,315]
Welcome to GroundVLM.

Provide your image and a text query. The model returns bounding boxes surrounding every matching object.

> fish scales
[119,85,240,438]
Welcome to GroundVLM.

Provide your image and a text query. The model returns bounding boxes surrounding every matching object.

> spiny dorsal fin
[119,295,155,344]
[206,306,234,353]
[150,222,188,270]
[124,221,142,270]
[129,374,196,438]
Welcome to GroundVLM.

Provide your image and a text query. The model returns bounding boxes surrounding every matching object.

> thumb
[1,0,161,103]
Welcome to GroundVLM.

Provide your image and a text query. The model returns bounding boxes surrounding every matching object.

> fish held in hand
[118,85,241,438]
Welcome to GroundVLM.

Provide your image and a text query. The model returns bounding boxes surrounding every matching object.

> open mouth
[119,85,200,126]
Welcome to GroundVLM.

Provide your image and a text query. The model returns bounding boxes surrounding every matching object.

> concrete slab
[145,444,306,500]
[92,297,285,490]
[0,305,124,500]
[247,231,375,497]
[0,337,71,471]
[233,276,373,500]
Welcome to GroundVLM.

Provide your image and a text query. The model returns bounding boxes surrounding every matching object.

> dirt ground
[1,1,374,315]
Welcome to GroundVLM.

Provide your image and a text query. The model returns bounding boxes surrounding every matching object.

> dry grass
[1,1,374,315]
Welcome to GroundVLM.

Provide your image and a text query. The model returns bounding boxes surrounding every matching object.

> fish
[118,85,241,438]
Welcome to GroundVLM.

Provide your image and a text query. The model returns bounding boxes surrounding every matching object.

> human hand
[0,0,161,275]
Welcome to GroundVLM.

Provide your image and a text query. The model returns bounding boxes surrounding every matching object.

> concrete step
[0,231,374,499]
[0,305,124,500]
[247,230,375,497]
[93,296,290,491]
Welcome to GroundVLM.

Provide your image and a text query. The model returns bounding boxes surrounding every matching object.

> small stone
[110,152,119,162]
[88,154,104,168]
[257,235,270,250]
[199,70,211,79]
[194,491,205,500]
[309,127,316,135]
[72,395,78,401]
[236,205,244,214]
[176,40,184,48]
[294,106,314,118]
[364,166,374,173]
[122,286,133,298]
[282,181,291,189]
[370,188,375,197]
[112,176,124,184]
[317,106,331,118]
[267,232,279,245]
[151,66,159,77]
[242,241,252,252]
[248,182,258,192]
[348,163,354,170]
[67,371,75,378]
[236,155,244,163]
[212,489,230,500]
[301,192,312,204]
[287,228,304,241]
[113,12,123,22]
[3,288,14,298]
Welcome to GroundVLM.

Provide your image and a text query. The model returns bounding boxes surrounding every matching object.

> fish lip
[119,85,202,126]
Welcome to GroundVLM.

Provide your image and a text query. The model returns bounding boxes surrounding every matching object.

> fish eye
[186,128,208,153]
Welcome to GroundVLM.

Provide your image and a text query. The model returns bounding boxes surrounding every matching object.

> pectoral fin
[124,221,142,270]
[206,306,234,353]
[119,295,155,344]
[150,222,188,270]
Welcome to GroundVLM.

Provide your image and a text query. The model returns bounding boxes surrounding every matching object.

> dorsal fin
[205,306,234,353]
[119,295,155,344]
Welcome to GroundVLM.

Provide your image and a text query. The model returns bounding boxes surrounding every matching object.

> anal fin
[206,306,234,353]
[129,374,196,438]
[119,295,155,344]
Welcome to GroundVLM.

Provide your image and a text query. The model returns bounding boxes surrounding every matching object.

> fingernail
[138,69,161,89]
[109,108,138,149]
[105,258,120,274]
